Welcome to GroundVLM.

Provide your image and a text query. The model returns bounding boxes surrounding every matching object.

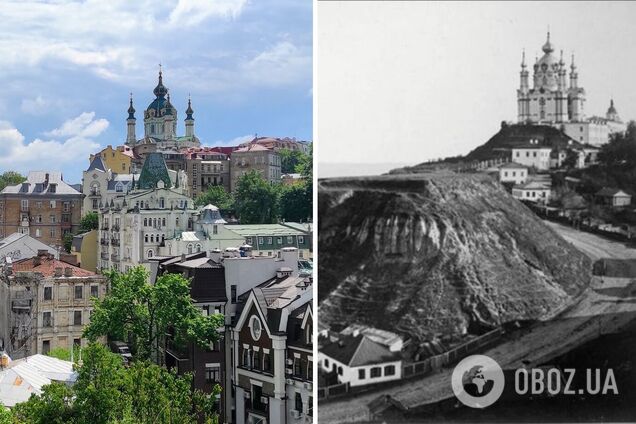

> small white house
[318,332,402,387]
[498,162,528,185]
[512,180,552,203]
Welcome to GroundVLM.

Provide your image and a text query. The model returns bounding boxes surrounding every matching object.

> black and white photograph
[317,2,636,422]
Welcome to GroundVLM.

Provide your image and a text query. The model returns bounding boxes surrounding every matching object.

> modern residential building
[151,246,303,424]
[0,251,107,360]
[233,271,313,424]
[0,172,83,249]
[230,144,281,191]
[0,233,59,262]
[227,224,312,259]
[516,33,625,145]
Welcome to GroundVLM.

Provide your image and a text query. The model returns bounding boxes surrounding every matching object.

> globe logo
[452,355,505,408]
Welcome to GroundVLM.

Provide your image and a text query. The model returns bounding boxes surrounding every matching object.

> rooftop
[321,333,401,367]
[12,252,98,277]
[227,224,307,237]
[1,171,81,196]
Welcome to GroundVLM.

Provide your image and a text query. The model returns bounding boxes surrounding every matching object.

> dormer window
[115,183,123,193]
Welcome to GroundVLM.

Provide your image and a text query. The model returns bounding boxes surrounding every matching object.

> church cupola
[185,96,195,137]
[144,65,178,140]
[606,99,621,122]
[126,93,137,144]
[153,66,168,98]
[542,31,554,54]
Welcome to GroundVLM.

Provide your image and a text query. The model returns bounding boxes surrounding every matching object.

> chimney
[54,267,63,277]
[33,256,41,267]
[180,254,186,263]
[64,267,73,277]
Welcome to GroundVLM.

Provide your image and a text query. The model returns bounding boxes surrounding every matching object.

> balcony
[111,254,120,262]
[61,221,71,229]
[246,398,269,415]
[165,338,189,360]
[111,238,120,246]
[100,252,109,260]
[100,238,109,246]
[112,225,120,231]
[89,190,100,196]
[101,225,109,230]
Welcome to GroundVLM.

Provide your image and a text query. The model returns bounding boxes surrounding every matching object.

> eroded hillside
[318,173,592,342]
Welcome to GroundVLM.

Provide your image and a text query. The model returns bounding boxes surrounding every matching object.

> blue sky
[0,0,312,183]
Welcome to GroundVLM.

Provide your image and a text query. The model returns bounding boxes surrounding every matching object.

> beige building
[230,144,281,191]
[183,147,231,196]
[239,136,311,154]
[71,230,98,273]
[89,145,134,175]
[0,251,107,359]
[0,172,83,250]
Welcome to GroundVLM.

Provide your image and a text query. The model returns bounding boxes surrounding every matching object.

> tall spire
[127,92,135,120]
[521,49,526,68]
[185,94,194,120]
[153,63,168,98]
[570,53,577,70]
[542,29,554,54]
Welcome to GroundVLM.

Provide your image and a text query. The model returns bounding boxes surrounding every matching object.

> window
[43,312,52,327]
[35,229,41,238]
[384,365,396,376]
[308,396,313,417]
[115,183,123,192]
[250,316,262,341]
[196,244,202,253]
[242,348,251,367]
[74,311,82,326]
[90,285,99,298]
[246,237,253,245]
[144,218,148,226]
[50,214,56,223]
[42,340,50,355]
[324,359,329,368]
[277,237,282,244]
[43,287,52,300]
[295,393,302,413]
[63,202,70,212]
[36,201,42,209]
[75,285,83,299]
[231,285,237,303]
[159,197,165,208]
[213,225,218,235]
[263,352,271,372]
[187,244,193,254]
[253,351,260,371]
[205,365,220,383]
[370,367,381,378]
[358,369,366,379]
[21,199,28,210]
[267,237,272,244]
[337,366,343,376]
[308,359,313,380]
[258,237,264,245]
[294,358,302,377]
[287,236,293,244]
[50,200,56,208]
[50,228,56,237]
[298,236,305,244]
[145,234,149,243]
[147,250,154,258]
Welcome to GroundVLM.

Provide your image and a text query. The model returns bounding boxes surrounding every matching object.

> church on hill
[517,32,625,146]
[125,66,201,150]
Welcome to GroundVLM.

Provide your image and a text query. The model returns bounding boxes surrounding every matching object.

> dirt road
[319,223,636,423]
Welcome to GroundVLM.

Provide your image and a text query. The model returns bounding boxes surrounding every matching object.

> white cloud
[206,134,254,147]
[0,114,107,176]
[44,112,109,138]
[242,41,312,87]
[169,0,247,26]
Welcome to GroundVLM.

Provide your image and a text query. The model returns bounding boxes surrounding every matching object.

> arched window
[144,218,148,226]
[162,218,166,226]
[195,244,202,253]
[176,217,180,227]
[187,244,193,254]
[147,249,154,258]
[162,234,165,241]
[150,234,154,243]
[144,234,148,243]
[159,197,165,209]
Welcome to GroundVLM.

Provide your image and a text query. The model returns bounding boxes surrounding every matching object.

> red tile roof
[12,255,98,277]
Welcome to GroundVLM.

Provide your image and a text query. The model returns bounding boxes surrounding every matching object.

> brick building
[0,172,83,250]
[230,144,281,192]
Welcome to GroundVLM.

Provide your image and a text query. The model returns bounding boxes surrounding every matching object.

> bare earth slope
[318,173,592,342]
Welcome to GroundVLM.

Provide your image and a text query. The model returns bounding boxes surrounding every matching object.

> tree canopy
[11,343,220,424]
[83,267,224,362]
[79,212,99,233]
[194,185,234,210]
[279,148,306,174]
[0,171,26,192]
[234,171,281,224]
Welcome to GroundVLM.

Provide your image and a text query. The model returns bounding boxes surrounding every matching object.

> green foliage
[79,212,99,232]
[12,343,220,424]
[0,171,26,192]
[46,346,83,364]
[279,148,305,174]
[12,382,75,424]
[0,407,14,424]
[62,233,74,254]
[295,144,313,180]
[280,182,312,223]
[195,185,234,210]
[562,149,579,169]
[83,267,224,362]
[234,170,281,224]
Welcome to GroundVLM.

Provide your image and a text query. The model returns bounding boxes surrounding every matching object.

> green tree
[562,149,579,169]
[47,346,83,364]
[234,170,280,224]
[12,382,75,424]
[12,343,221,424]
[279,148,305,174]
[195,185,234,210]
[62,232,74,253]
[0,171,26,192]
[79,212,99,232]
[0,407,13,424]
[280,183,312,223]
[83,267,224,362]
[295,145,313,180]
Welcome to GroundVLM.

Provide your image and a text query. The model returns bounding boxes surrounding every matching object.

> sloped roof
[87,155,106,172]
[499,162,529,170]
[1,172,81,195]
[321,334,401,367]
[199,204,226,224]
[596,187,631,197]
[227,224,305,237]
[137,153,172,189]
[12,254,98,277]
